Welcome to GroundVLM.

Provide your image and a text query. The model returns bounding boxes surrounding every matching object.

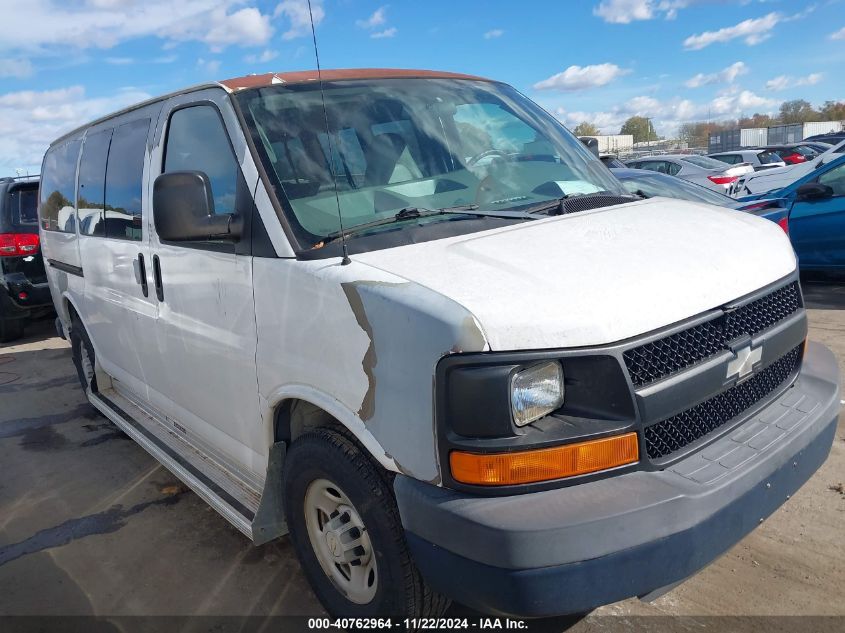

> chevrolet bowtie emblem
[727,345,762,381]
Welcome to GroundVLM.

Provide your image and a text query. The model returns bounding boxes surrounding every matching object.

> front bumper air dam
[395,341,840,617]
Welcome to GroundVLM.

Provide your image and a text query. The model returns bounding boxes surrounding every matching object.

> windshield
[619,172,733,206]
[681,155,728,170]
[237,78,624,251]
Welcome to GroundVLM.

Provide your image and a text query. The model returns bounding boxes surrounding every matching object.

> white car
[708,149,786,171]
[733,140,845,197]
[626,154,753,193]
[39,68,840,619]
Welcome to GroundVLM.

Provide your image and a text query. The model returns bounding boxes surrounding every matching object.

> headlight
[510,361,564,427]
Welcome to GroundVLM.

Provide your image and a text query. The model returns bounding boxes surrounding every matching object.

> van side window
[164,106,238,215]
[105,118,149,241]
[77,129,113,236]
[40,139,81,233]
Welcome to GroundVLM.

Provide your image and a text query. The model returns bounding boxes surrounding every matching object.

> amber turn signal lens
[450,433,639,486]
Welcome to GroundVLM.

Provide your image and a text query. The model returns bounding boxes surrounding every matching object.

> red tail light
[777,217,789,234]
[0,233,40,257]
[707,175,738,185]
[782,153,806,164]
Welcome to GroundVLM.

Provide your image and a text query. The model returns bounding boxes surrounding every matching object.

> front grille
[644,345,801,460]
[624,281,800,387]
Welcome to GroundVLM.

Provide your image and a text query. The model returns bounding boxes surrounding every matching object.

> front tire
[283,427,449,618]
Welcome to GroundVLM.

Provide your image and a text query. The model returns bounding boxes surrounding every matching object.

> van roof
[47,68,491,148]
[219,68,490,91]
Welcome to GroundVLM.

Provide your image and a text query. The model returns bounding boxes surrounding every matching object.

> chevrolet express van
[40,69,840,618]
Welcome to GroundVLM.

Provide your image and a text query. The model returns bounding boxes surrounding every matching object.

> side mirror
[579,137,600,158]
[153,171,243,242]
[795,182,834,201]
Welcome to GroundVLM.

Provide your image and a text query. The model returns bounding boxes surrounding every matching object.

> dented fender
[253,257,489,483]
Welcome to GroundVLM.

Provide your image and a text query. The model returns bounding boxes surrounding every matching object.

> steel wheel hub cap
[304,479,378,604]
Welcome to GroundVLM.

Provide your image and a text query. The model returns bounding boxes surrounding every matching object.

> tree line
[572,99,845,146]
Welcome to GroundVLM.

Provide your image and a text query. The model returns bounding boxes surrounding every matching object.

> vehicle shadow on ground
[800,274,845,310]
[445,602,586,630]
[0,314,58,351]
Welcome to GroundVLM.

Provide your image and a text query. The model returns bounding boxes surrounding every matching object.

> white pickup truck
[39,68,840,618]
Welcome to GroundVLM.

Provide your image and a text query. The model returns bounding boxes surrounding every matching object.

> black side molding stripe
[48,259,84,277]
[95,393,256,521]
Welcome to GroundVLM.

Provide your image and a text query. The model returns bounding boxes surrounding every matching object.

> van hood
[353,197,797,351]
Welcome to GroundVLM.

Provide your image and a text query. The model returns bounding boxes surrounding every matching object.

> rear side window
[757,151,781,165]
[164,105,238,215]
[77,129,113,236]
[8,187,38,225]
[105,119,149,240]
[712,154,738,165]
[40,140,81,233]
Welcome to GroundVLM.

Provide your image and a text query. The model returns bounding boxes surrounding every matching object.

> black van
[0,176,51,342]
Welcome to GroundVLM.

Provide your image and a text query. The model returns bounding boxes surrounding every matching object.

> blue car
[747,154,845,273]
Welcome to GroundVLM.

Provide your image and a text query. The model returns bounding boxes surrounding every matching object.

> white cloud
[551,89,777,137]
[245,49,278,64]
[202,7,273,51]
[484,29,504,39]
[274,0,324,41]
[830,27,845,40]
[0,1,279,54]
[0,58,33,78]
[765,72,823,91]
[683,12,781,50]
[593,0,690,24]
[685,61,748,88]
[356,6,388,29]
[371,27,397,39]
[197,57,221,75]
[153,54,178,64]
[533,63,630,91]
[105,56,133,65]
[0,84,151,173]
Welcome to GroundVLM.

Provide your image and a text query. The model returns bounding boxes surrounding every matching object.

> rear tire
[283,427,450,618]
[70,314,97,393]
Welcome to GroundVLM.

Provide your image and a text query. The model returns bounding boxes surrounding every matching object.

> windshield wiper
[318,204,535,246]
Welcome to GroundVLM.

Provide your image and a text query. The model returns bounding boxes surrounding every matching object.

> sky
[1,0,843,174]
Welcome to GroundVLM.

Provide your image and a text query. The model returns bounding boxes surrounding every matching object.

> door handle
[134,253,148,297]
[152,254,164,302]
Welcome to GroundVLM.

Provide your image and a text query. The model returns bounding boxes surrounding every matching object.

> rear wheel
[283,427,449,618]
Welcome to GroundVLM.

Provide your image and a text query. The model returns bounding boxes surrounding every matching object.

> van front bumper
[395,341,840,617]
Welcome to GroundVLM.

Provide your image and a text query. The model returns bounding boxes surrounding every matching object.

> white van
[40,69,840,618]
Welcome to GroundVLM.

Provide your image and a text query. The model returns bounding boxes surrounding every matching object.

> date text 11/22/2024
[307,618,528,629]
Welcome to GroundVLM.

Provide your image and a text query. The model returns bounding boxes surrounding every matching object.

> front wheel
[283,427,449,618]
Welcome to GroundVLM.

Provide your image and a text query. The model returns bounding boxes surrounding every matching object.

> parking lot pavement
[1,281,843,625]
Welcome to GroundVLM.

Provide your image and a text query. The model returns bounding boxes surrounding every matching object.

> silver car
[708,149,786,171]
[625,154,753,193]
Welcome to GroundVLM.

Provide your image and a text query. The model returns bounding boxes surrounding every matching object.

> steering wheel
[467,148,509,167]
